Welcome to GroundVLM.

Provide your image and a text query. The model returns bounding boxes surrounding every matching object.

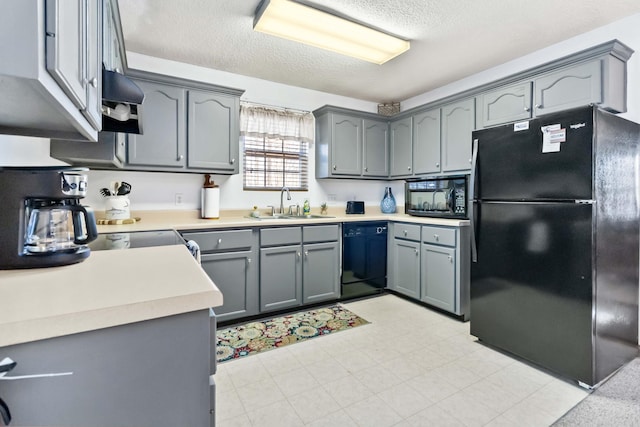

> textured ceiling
[117,0,640,103]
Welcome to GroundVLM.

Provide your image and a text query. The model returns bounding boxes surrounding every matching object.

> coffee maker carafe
[0,167,98,269]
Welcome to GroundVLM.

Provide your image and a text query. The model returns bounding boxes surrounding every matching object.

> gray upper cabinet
[478,82,532,128]
[314,106,390,179]
[0,0,101,140]
[102,0,125,73]
[441,98,475,172]
[187,90,239,172]
[363,119,389,177]
[413,108,441,175]
[534,60,605,116]
[390,116,413,177]
[122,70,244,174]
[127,80,187,168]
[332,114,362,175]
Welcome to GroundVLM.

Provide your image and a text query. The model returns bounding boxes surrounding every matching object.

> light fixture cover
[254,0,410,65]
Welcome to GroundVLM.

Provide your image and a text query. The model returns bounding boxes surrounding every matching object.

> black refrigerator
[470,105,639,387]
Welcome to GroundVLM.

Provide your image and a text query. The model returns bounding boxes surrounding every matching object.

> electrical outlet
[328,194,337,201]
[175,193,183,205]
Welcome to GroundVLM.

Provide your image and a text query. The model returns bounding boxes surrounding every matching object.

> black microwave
[405,175,468,219]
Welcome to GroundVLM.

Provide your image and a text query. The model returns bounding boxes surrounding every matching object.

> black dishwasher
[341,222,387,300]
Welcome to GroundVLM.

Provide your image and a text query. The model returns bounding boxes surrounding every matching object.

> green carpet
[216,304,369,363]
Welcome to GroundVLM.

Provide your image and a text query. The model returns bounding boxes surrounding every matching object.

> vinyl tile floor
[215,294,589,427]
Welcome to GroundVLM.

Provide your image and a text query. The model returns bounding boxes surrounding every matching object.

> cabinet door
[441,98,475,172]
[479,82,532,128]
[331,114,362,175]
[303,241,340,304]
[260,245,302,312]
[390,117,413,177]
[421,243,456,312]
[413,109,441,175]
[533,60,602,116]
[187,90,239,172]
[83,0,101,130]
[390,239,421,298]
[363,119,389,177]
[127,81,187,168]
[201,251,258,322]
[45,0,87,111]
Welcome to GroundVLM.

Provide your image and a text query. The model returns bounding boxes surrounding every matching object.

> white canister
[104,196,131,220]
[201,187,220,219]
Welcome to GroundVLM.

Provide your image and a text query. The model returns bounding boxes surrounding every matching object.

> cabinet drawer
[182,229,253,252]
[303,225,339,243]
[393,223,421,241]
[260,227,301,246]
[422,226,456,247]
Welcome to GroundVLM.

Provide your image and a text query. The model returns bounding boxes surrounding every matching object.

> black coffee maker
[0,167,98,269]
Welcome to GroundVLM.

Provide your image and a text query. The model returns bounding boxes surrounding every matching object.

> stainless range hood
[101,69,144,134]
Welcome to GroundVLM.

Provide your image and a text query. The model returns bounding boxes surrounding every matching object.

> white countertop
[0,245,223,347]
[96,208,470,234]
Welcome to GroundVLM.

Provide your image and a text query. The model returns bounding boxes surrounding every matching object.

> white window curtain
[239,104,314,144]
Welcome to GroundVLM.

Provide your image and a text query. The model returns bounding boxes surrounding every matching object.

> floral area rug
[216,304,369,363]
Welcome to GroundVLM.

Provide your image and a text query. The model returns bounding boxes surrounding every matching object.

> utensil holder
[104,196,130,220]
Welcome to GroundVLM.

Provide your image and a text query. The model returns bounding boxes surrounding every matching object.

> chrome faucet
[280,187,291,214]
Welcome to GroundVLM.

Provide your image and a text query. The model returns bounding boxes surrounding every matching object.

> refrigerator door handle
[470,138,478,201]
[470,201,478,263]
[470,138,479,262]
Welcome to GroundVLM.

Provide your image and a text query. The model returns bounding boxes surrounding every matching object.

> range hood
[101,69,144,134]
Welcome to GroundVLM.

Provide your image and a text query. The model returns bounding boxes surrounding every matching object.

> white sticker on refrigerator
[541,124,565,153]
[514,121,530,132]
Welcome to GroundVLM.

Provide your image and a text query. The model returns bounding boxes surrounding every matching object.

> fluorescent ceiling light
[253,0,410,65]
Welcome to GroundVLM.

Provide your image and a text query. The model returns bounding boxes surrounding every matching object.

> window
[240,104,314,191]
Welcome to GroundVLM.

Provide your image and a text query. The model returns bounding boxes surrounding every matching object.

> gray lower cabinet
[388,223,421,299]
[421,225,470,320]
[181,229,259,323]
[260,225,340,312]
[0,310,214,426]
[389,116,413,177]
[441,98,475,173]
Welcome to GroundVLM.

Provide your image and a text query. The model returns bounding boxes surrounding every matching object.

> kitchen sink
[245,214,335,220]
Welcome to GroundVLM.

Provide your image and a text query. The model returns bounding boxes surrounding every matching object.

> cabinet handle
[524,106,530,112]
[448,255,453,263]
[364,167,368,172]
[230,158,235,164]
[177,154,184,161]
[304,250,309,257]
[403,230,408,236]
[297,252,301,258]
[89,77,98,88]
[217,238,222,245]
[434,234,439,241]
[407,166,411,171]
[415,249,419,255]
[535,104,542,109]
[435,162,440,167]
[333,165,337,170]
[469,158,472,163]
[246,258,252,264]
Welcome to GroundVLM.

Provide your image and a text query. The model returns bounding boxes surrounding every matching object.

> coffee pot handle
[71,205,98,245]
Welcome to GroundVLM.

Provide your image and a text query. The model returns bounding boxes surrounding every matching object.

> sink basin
[245,214,335,220]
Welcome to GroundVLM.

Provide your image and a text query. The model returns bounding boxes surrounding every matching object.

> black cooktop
[88,230,185,251]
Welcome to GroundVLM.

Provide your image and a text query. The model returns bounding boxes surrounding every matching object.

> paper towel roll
[201,187,220,219]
